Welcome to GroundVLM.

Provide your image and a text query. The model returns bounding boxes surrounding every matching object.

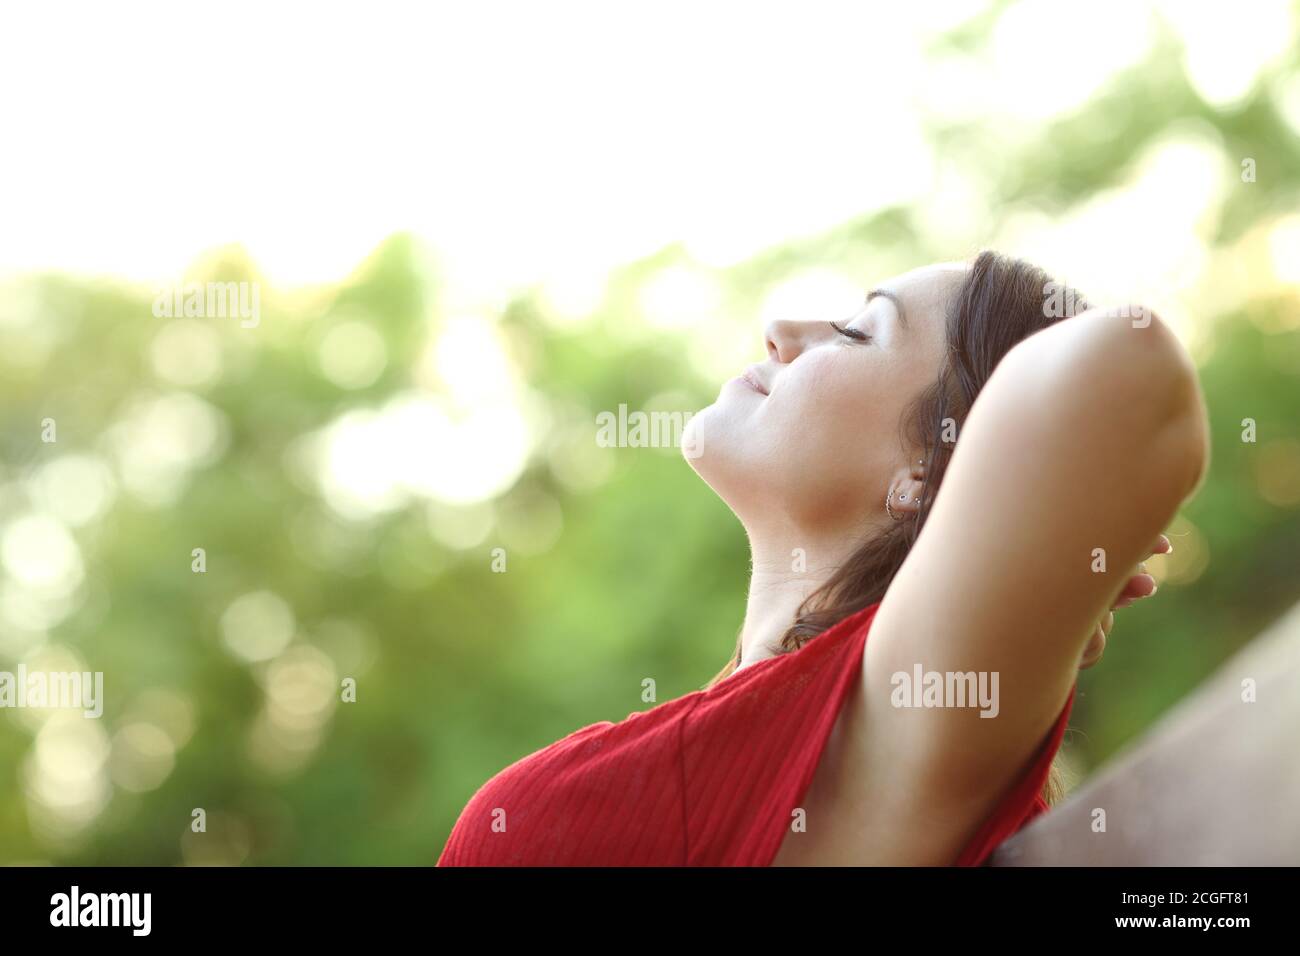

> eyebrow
[866,288,907,330]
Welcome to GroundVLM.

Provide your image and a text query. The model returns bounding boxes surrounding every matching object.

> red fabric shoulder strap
[681,601,882,865]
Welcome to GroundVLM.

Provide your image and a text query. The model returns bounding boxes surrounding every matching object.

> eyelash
[830,320,871,342]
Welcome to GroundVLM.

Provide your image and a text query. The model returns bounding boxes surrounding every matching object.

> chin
[680,404,722,479]
[683,380,762,465]
[681,404,761,513]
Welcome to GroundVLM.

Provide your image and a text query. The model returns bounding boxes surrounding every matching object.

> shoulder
[700,603,880,702]
[679,603,882,865]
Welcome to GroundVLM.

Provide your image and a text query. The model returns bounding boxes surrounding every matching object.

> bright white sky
[6,0,1289,310]
[0,1,934,293]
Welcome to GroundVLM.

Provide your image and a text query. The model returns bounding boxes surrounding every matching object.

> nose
[763,318,827,364]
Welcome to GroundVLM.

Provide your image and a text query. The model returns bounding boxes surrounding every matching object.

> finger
[1100,610,1114,636]
[1113,573,1158,607]
[1111,537,1170,607]
[1079,624,1106,669]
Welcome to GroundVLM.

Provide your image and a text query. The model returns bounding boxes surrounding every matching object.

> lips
[741,367,769,396]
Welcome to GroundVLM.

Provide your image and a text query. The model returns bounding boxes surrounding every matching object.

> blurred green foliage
[1,22,1299,865]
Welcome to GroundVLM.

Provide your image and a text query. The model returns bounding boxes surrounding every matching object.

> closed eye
[830,320,871,342]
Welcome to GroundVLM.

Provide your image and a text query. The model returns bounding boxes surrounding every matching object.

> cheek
[686,348,917,522]
[770,352,898,451]
[756,354,903,502]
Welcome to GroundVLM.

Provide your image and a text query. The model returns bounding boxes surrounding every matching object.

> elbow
[1096,304,1211,502]
[1133,306,1209,501]
[1011,301,1211,503]
[1173,375,1211,504]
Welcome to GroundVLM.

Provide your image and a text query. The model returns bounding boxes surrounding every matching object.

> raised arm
[858,305,1209,849]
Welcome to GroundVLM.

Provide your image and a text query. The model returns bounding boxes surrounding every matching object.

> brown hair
[703,250,1091,806]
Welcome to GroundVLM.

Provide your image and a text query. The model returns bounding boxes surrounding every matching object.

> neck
[736,517,882,672]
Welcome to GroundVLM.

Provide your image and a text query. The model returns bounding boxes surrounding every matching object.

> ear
[885,458,927,519]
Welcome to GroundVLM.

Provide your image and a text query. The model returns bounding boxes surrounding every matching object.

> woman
[437,250,1210,866]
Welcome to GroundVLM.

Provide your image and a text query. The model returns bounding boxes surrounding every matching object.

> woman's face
[684,262,967,537]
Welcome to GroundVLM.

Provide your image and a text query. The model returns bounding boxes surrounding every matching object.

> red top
[437,600,1075,866]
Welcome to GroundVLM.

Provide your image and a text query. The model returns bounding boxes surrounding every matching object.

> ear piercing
[888,459,927,520]
[886,487,905,521]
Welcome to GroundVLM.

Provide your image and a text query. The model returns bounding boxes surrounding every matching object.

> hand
[1078,533,1171,669]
